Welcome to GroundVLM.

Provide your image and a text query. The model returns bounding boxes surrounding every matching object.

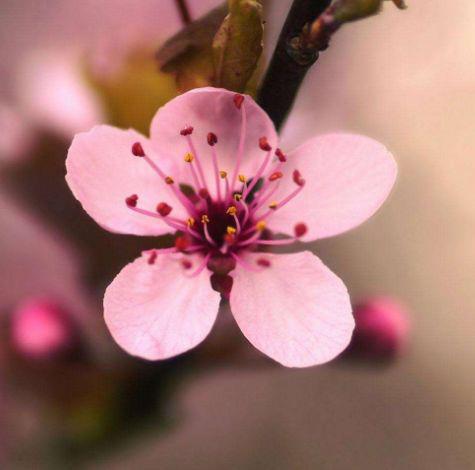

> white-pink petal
[66,125,184,236]
[150,87,278,198]
[266,133,397,241]
[104,253,220,360]
[230,251,354,367]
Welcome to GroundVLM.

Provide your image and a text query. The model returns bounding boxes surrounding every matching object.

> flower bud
[10,298,77,360]
[350,296,410,359]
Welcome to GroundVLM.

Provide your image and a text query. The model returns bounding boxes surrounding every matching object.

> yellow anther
[165,176,174,185]
[268,201,278,210]
[226,206,237,216]
[184,152,194,163]
[201,214,210,224]
[256,220,266,232]
[233,193,242,201]
[187,217,195,228]
[238,174,246,183]
[227,226,237,235]
[219,170,227,179]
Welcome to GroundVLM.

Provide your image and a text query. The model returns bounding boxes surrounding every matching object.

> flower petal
[104,252,220,360]
[150,87,277,196]
[230,251,354,367]
[66,125,185,236]
[266,133,397,241]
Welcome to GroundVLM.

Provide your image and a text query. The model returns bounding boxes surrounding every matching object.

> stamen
[294,223,308,238]
[165,176,174,185]
[275,148,287,162]
[125,194,138,207]
[198,188,210,200]
[226,206,237,216]
[186,253,211,278]
[208,132,221,200]
[257,183,305,221]
[256,220,266,232]
[230,253,262,272]
[233,94,244,109]
[187,217,195,227]
[268,201,278,209]
[148,250,157,265]
[293,169,305,186]
[156,202,172,217]
[175,234,192,251]
[229,97,247,197]
[131,142,145,157]
[256,258,271,268]
[227,226,236,235]
[242,149,272,200]
[180,126,193,136]
[238,174,246,183]
[128,204,185,231]
[207,132,218,146]
[185,134,208,192]
[201,215,217,247]
[233,193,242,202]
[259,136,272,151]
[184,152,194,162]
[184,151,201,189]
[268,171,283,181]
[219,170,227,179]
[182,259,193,270]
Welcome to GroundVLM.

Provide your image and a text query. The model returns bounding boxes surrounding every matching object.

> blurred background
[1,0,474,468]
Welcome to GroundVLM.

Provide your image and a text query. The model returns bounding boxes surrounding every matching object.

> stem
[175,0,191,25]
[257,0,331,131]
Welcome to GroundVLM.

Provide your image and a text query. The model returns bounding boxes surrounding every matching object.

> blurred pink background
[1,0,474,468]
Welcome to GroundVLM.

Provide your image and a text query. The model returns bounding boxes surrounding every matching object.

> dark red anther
[257,257,271,268]
[268,171,283,181]
[294,223,308,238]
[207,132,218,146]
[131,142,145,157]
[175,234,191,252]
[182,259,193,270]
[259,136,272,151]
[198,188,210,199]
[293,169,305,186]
[147,250,157,265]
[275,148,287,162]
[180,126,193,136]
[233,94,244,109]
[156,202,172,217]
[125,194,138,207]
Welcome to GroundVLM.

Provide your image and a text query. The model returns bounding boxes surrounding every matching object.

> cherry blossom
[66,87,397,367]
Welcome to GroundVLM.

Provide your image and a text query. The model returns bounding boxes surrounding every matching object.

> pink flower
[65,87,397,367]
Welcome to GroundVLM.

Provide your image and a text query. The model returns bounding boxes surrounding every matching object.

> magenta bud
[10,298,77,360]
[350,296,410,360]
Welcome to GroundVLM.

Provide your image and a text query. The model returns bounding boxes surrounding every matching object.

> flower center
[125,94,308,283]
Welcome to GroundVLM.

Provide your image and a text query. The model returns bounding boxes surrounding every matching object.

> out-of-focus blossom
[350,296,410,359]
[3,1,220,139]
[16,49,105,139]
[10,298,78,360]
[65,87,397,367]
[0,103,34,164]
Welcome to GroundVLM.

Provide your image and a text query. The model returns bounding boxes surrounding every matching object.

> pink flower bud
[350,296,410,359]
[10,298,77,359]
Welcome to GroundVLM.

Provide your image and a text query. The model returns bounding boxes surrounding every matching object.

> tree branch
[257,0,331,131]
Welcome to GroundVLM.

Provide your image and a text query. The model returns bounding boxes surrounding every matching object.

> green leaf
[156,5,227,92]
[212,0,264,92]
